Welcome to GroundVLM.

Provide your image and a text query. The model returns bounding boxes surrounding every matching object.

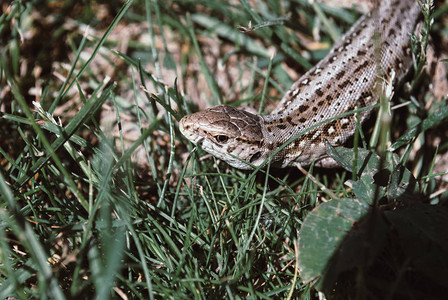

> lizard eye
[215,135,229,144]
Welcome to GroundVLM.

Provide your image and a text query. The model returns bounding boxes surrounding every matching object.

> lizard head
[180,105,267,169]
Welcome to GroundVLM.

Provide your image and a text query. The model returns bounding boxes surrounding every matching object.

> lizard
[179,0,422,170]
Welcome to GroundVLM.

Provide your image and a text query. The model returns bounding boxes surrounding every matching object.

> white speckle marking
[292,89,300,98]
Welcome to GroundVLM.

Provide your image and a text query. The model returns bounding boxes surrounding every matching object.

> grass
[1,0,448,299]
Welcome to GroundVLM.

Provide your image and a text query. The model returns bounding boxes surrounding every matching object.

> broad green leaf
[298,198,369,285]
[327,145,385,202]
[326,145,380,178]
[350,179,384,204]
[387,164,420,201]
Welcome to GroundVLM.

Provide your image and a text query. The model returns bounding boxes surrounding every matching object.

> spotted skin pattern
[180,0,421,170]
